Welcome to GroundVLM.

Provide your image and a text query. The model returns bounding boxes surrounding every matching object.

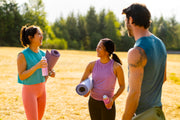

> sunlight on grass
[0,47,180,120]
[169,73,180,85]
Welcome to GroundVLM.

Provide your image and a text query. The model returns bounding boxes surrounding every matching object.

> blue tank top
[134,35,167,114]
[18,47,46,85]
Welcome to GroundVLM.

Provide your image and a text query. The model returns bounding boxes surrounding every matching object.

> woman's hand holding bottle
[36,58,48,69]
[103,95,113,109]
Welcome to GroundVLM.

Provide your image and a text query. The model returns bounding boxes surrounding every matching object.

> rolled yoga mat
[76,77,93,96]
[45,49,60,70]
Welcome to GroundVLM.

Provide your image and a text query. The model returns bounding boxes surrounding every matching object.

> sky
[15,0,180,23]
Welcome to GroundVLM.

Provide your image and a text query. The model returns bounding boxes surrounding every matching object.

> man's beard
[127,23,133,37]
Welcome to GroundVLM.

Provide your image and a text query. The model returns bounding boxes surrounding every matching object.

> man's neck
[133,27,151,41]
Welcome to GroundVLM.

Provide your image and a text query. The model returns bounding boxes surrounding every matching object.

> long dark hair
[101,38,122,65]
[20,25,42,47]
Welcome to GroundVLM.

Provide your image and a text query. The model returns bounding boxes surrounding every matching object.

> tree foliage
[1,0,180,51]
[0,0,24,46]
[22,0,48,39]
[43,38,67,49]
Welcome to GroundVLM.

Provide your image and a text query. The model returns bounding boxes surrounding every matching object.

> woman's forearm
[112,85,125,101]
[19,65,39,80]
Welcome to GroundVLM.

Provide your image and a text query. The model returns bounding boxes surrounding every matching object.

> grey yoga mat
[76,77,93,96]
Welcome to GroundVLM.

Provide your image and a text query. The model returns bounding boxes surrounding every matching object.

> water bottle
[103,95,112,109]
[41,56,48,76]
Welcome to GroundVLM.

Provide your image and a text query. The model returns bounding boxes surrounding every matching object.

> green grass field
[0,47,180,120]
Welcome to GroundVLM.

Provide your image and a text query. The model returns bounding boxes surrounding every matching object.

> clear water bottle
[103,95,112,109]
[41,56,48,76]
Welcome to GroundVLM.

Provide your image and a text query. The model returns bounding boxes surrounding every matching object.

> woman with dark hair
[80,38,125,120]
[17,25,55,120]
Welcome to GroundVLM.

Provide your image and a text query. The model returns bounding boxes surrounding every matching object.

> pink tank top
[91,59,116,101]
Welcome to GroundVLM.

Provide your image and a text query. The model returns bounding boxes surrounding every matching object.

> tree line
[0,0,180,51]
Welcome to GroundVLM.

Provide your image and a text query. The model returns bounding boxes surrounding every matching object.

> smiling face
[96,40,108,58]
[29,28,43,47]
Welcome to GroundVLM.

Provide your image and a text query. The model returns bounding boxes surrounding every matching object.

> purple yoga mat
[45,49,60,70]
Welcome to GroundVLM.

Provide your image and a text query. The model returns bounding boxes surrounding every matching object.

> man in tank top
[121,3,167,120]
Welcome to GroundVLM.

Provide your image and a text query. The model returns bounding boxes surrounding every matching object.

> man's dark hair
[122,3,151,29]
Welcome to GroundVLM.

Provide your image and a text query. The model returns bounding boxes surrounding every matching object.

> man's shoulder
[128,47,147,67]
[128,47,144,60]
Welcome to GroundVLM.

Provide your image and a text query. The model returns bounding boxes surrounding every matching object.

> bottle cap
[103,95,108,99]
[42,56,46,60]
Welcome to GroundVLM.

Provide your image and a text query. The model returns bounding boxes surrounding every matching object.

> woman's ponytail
[112,53,122,65]
[20,26,30,47]
[20,25,39,47]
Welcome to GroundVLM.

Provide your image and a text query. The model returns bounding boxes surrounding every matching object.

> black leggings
[88,96,116,120]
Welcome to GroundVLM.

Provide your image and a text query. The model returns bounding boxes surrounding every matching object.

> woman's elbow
[18,74,26,81]
[120,85,125,91]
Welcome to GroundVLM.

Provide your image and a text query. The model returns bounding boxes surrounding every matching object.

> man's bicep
[128,47,147,91]
[128,47,147,68]
[128,66,144,92]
